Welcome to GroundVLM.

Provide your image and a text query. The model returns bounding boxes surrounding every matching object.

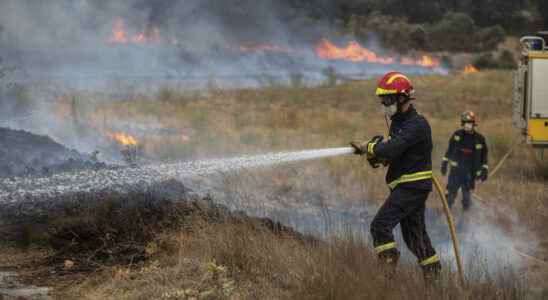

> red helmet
[461,111,476,123]
[375,71,415,98]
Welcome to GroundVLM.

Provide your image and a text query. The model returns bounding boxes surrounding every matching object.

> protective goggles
[379,94,399,107]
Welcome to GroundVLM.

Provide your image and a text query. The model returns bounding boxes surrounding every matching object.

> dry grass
[67,216,525,300]
[29,70,548,298]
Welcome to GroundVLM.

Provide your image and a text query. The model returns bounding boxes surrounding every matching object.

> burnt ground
[0,127,310,298]
[0,127,106,177]
[0,187,310,299]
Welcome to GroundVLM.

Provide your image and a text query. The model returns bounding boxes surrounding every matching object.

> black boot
[378,248,400,278]
[422,261,442,284]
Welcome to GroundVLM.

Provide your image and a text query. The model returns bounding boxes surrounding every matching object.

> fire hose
[432,175,466,286]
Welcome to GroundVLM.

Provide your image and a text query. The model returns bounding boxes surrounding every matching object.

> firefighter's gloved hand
[441,161,448,176]
[365,135,384,168]
[350,141,368,155]
[367,155,381,168]
[366,135,384,155]
[478,166,488,181]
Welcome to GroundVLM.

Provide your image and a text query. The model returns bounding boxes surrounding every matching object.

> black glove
[367,156,381,168]
[350,135,383,155]
[478,166,488,181]
[366,135,384,154]
[441,161,448,176]
[366,135,385,168]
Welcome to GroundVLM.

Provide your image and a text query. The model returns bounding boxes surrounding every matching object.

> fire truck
[514,31,548,157]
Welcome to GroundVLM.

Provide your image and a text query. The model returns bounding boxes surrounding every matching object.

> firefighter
[350,72,441,279]
[441,111,488,210]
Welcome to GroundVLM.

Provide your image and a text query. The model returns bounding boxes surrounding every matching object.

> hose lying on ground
[432,175,466,286]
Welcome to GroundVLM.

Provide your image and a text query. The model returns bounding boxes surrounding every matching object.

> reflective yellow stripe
[476,170,482,176]
[367,141,377,155]
[449,161,458,167]
[375,242,396,254]
[482,164,488,169]
[454,135,461,142]
[387,74,410,84]
[376,87,398,96]
[442,157,449,161]
[475,144,483,150]
[388,171,433,189]
[419,254,440,266]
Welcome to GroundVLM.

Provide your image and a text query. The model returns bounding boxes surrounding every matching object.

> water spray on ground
[0,147,354,203]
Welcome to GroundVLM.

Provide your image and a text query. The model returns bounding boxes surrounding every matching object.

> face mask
[383,104,398,117]
[463,123,474,132]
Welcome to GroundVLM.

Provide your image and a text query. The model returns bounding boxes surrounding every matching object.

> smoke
[0,0,311,81]
[0,0,444,86]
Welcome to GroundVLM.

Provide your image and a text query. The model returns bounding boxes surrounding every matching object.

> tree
[539,0,548,28]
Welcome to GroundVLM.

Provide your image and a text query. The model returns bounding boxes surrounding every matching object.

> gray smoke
[0,0,445,87]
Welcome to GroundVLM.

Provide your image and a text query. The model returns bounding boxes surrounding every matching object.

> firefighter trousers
[446,170,473,210]
[370,186,437,264]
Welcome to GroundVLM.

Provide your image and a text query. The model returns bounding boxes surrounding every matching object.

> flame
[107,132,139,146]
[315,38,440,68]
[132,26,162,44]
[108,17,128,43]
[417,55,439,67]
[400,55,440,67]
[107,17,175,45]
[315,38,395,64]
[464,64,478,73]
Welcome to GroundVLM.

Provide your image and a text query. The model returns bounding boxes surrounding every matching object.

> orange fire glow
[315,38,440,68]
[107,132,139,146]
[464,64,479,73]
[107,17,176,45]
[315,38,395,64]
[108,17,128,43]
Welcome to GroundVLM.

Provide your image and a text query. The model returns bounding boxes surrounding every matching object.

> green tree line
[285,0,546,52]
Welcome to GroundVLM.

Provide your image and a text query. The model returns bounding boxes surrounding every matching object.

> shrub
[498,49,518,69]
[473,53,499,69]
[428,12,476,51]
[474,25,506,51]
[473,50,517,70]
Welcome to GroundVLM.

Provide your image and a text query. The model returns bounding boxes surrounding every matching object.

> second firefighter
[441,111,488,210]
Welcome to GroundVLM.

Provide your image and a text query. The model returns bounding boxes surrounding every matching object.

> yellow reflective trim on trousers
[475,144,483,149]
[388,171,433,189]
[376,87,398,96]
[375,242,396,254]
[442,157,449,161]
[449,161,458,167]
[482,164,488,169]
[454,135,461,141]
[419,254,440,266]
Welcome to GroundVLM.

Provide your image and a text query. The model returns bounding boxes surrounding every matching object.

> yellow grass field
[4,70,548,299]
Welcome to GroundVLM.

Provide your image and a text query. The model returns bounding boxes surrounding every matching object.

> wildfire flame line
[107,17,177,45]
[106,18,441,69]
[315,38,440,68]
